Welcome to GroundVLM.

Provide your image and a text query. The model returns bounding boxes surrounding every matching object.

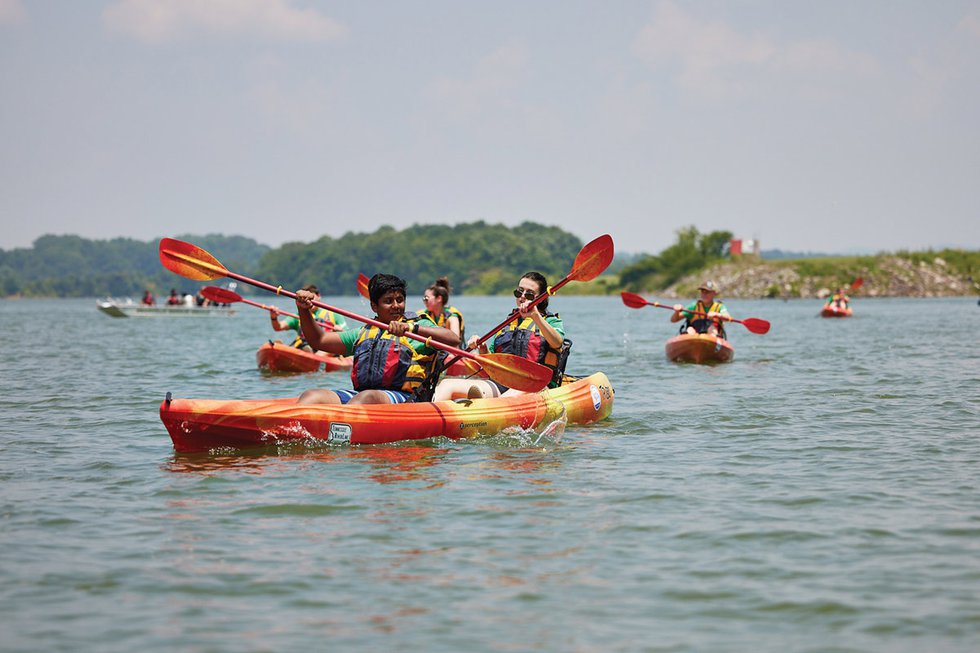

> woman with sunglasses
[433,271,566,400]
[420,277,465,343]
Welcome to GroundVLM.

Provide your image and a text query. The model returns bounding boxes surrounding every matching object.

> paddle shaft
[220,271,492,365]
[438,234,614,373]
[620,291,769,334]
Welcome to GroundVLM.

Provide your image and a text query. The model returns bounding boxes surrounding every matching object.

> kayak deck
[160,372,614,452]
[256,341,352,374]
[665,333,734,364]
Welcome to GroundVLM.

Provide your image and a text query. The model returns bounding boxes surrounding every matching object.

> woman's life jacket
[492,310,571,388]
[418,306,465,343]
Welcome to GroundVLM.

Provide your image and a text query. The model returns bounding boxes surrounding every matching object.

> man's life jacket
[827,293,849,308]
[683,301,727,338]
[290,307,335,349]
[492,311,571,388]
[350,318,436,394]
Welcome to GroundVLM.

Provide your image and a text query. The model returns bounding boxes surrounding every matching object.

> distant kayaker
[825,287,850,311]
[270,284,347,351]
[166,288,182,305]
[293,274,459,405]
[420,277,465,343]
[141,289,155,306]
[672,280,729,338]
[433,271,569,400]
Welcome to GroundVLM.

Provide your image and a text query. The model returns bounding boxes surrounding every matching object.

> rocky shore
[659,255,978,299]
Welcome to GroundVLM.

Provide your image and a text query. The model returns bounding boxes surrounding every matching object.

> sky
[1,0,979,256]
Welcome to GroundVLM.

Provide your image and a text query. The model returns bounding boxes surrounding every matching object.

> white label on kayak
[590,385,602,412]
[328,422,352,444]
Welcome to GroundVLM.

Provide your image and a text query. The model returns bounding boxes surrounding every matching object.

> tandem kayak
[256,341,352,374]
[665,333,734,364]
[820,305,853,318]
[160,372,614,452]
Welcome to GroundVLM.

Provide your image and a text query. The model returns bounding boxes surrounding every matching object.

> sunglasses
[513,288,537,300]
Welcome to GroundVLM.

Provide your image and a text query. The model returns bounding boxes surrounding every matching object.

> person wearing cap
[671,281,730,338]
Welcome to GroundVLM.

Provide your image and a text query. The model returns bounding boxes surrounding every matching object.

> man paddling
[825,286,850,311]
[270,284,346,351]
[671,280,730,338]
[293,274,459,405]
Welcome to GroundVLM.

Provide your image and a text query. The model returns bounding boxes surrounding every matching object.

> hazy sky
[2,1,978,255]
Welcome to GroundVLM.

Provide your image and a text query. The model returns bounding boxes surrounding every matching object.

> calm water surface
[1,295,978,652]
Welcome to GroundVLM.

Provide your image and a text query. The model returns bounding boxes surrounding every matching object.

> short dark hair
[302,284,319,295]
[368,274,406,304]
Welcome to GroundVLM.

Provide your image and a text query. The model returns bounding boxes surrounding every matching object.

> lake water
[1,295,978,652]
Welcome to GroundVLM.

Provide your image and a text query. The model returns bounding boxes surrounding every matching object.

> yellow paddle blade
[159,238,228,281]
[476,353,552,393]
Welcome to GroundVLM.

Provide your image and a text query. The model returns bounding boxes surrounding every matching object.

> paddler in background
[432,271,570,400]
[419,276,465,343]
[292,274,459,405]
[825,286,850,311]
[671,280,729,338]
[270,284,346,352]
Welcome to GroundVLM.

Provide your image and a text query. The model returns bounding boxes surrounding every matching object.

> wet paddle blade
[357,273,370,299]
[201,286,242,304]
[159,238,228,281]
[741,317,771,335]
[620,291,651,309]
[851,277,864,290]
[568,234,614,282]
[476,353,552,393]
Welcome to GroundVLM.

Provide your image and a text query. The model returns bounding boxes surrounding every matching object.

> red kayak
[821,305,853,318]
[665,333,734,364]
[160,372,614,452]
[256,341,352,374]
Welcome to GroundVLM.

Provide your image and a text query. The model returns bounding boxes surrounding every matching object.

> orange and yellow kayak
[665,333,734,364]
[160,372,614,452]
[255,341,352,374]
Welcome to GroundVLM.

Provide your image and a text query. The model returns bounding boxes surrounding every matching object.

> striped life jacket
[492,311,570,388]
[684,300,726,338]
[418,306,465,342]
[290,307,335,349]
[350,319,434,393]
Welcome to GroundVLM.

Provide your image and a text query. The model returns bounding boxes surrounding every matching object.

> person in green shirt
[433,271,568,400]
[671,280,730,338]
[293,274,459,405]
[270,284,346,351]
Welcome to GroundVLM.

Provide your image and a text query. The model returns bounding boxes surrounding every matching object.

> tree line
[10,222,934,300]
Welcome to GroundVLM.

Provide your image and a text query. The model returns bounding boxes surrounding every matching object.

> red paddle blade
[569,234,614,282]
[476,353,552,393]
[620,291,650,309]
[159,238,228,281]
[850,277,864,290]
[357,273,370,299]
[741,317,771,335]
[201,286,241,304]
